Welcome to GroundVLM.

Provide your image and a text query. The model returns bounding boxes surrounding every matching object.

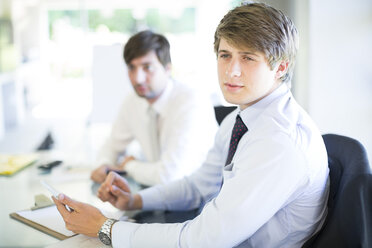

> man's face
[217,38,283,110]
[127,51,170,103]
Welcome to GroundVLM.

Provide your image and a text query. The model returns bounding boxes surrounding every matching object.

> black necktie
[225,115,248,166]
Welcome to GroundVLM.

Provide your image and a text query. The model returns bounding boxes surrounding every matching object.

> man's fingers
[91,164,114,183]
[100,171,116,191]
[57,194,78,211]
[97,186,119,207]
[107,196,117,206]
[97,181,113,200]
[97,187,115,203]
[110,185,127,198]
[101,171,129,191]
[104,171,131,193]
[52,196,70,218]
[105,171,117,185]
[111,185,134,210]
[113,175,131,193]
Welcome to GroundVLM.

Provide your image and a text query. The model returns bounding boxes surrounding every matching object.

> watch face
[99,232,111,245]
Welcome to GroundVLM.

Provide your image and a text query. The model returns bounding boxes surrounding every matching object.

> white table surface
[0,117,140,247]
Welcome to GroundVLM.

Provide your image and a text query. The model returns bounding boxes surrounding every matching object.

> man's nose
[227,58,241,78]
[134,69,146,83]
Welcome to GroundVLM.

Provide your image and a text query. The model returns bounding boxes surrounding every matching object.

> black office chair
[303,134,372,248]
[214,105,237,125]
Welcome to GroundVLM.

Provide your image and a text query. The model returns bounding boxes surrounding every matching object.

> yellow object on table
[0,154,38,176]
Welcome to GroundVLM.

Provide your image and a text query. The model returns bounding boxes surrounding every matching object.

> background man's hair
[214,2,299,84]
[124,30,171,67]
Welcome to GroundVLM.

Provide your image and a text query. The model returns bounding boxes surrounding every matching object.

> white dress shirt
[97,80,218,186]
[111,83,330,247]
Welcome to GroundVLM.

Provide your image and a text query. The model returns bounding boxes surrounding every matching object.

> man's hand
[91,156,135,183]
[52,194,107,237]
[98,171,142,210]
[91,164,112,183]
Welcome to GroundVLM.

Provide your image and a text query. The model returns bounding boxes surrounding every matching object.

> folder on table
[10,205,76,240]
[0,154,38,176]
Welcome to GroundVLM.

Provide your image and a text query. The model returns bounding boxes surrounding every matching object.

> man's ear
[165,63,172,75]
[275,61,289,79]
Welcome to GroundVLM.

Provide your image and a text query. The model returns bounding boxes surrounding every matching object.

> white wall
[260,0,372,161]
[308,0,372,160]
[90,44,132,123]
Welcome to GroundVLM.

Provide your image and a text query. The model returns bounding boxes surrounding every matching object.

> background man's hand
[98,171,142,210]
[91,156,135,184]
[52,194,107,237]
[90,164,112,183]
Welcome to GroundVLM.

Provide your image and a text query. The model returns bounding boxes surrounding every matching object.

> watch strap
[98,218,118,245]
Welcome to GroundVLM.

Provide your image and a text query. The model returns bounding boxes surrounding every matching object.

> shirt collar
[149,79,174,116]
[238,83,290,129]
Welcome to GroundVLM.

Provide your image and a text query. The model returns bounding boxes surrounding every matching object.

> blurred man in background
[91,30,217,186]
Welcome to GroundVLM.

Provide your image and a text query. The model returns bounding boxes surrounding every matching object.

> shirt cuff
[138,186,164,211]
[111,221,140,248]
[123,159,137,172]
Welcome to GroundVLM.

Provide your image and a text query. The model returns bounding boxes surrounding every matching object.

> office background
[0,0,371,161]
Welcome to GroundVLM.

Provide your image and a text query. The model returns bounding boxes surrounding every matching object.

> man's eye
[144,65,152,71]
[219,54,230,59]
[243,56,253,61]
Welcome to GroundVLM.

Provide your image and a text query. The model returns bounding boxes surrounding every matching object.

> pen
[40,180,74,212]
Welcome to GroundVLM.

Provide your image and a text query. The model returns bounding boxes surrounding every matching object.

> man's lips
[224,82,244,92]
[135,85,147,92]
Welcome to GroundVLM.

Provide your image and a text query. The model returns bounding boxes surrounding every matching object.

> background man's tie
[225,115,248,166]
[148,107,160,162]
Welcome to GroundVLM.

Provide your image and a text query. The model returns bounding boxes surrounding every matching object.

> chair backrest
[303,134,372,248]
[214,106,237,125]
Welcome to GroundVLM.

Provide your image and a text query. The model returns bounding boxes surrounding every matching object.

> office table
[0,158,144,248]
[0,118,197,247]
[0,119,133,247]
[0,157,199,248]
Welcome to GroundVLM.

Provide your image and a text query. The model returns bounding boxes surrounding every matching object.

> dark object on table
[36,132,54,151]
[38,160,62,172]
[106,169,127,176]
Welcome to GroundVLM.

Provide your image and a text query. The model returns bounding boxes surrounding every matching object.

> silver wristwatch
[98,218,118,246]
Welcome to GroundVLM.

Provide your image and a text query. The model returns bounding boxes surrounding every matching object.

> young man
[90,30,217,186]
[54,3,329,247]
